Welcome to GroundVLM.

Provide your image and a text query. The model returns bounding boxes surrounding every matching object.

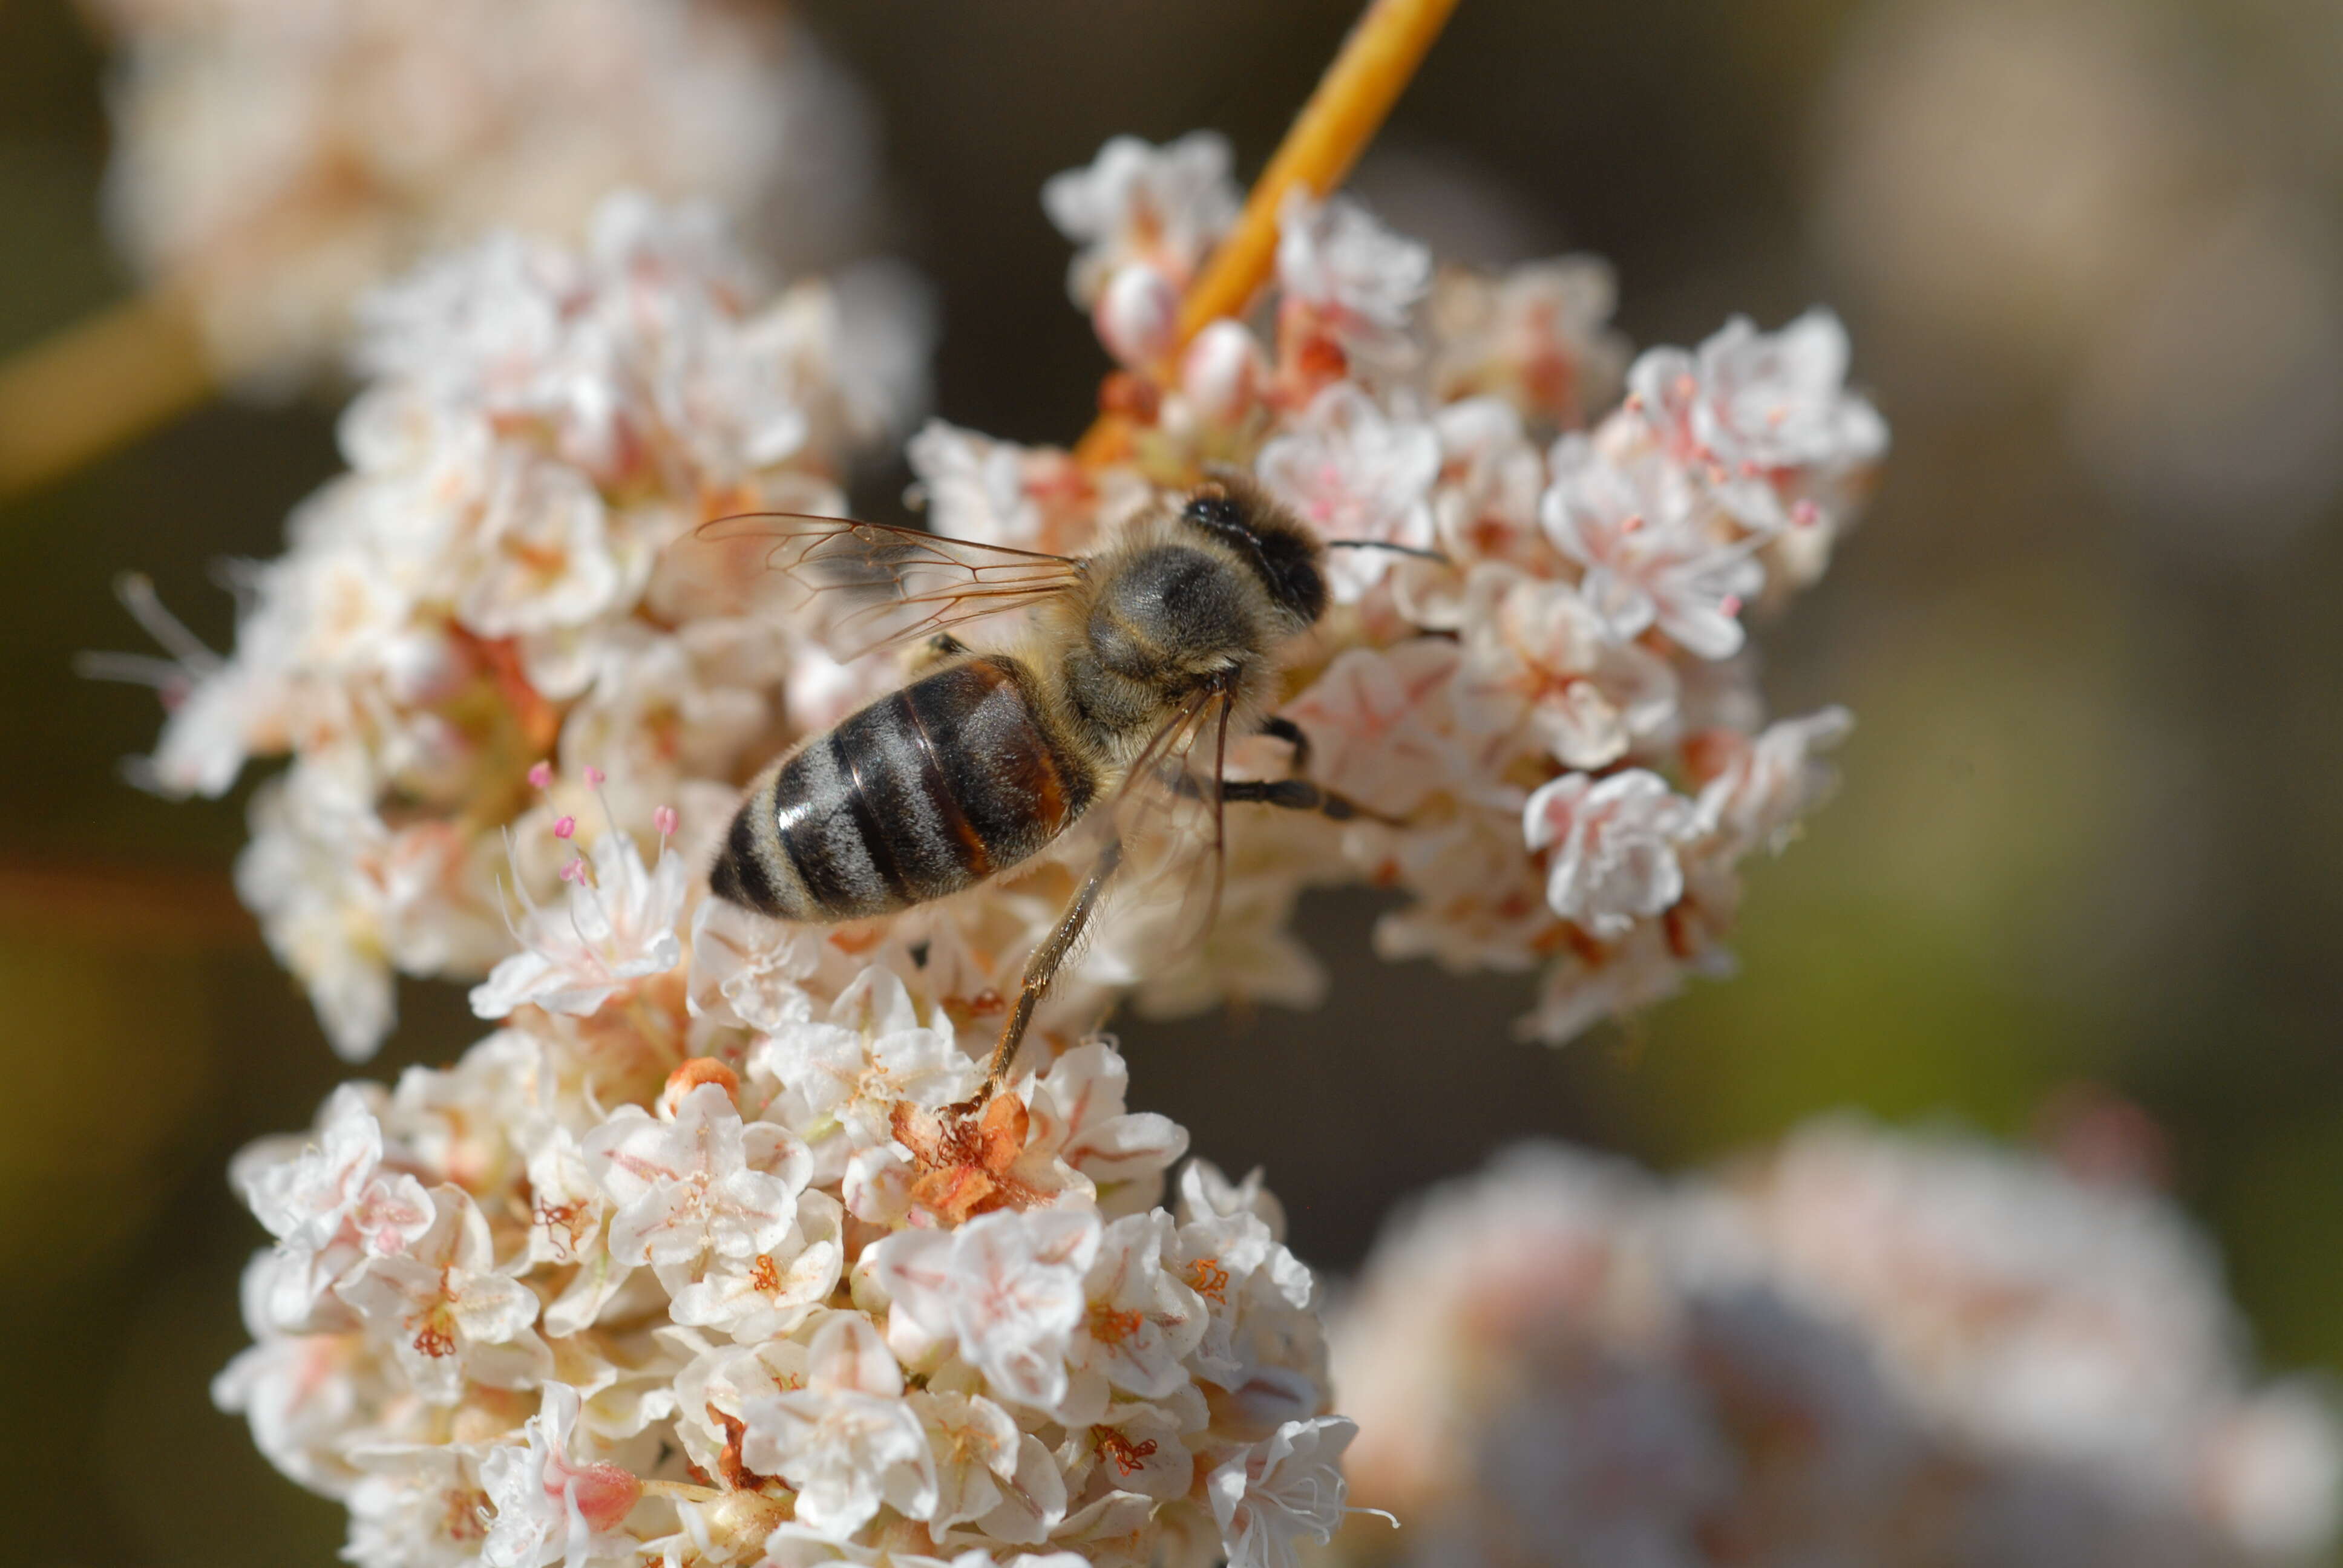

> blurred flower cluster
[85,0,874,388]
[920,131,1887,1044]
[218,789,1349,1567]
[1814,0,2343,561]
[125,193,927,1058]
[1329,1121,2342,1567]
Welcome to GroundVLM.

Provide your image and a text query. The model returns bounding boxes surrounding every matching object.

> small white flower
[1455,566,1679,771]
[450,449,635,639]
[480,1383,643,1568]
[1174,1166,1323,1425]
[1177,318,1273,428]
[871,1208,1103,1413]
[667,1189,844,1341]
[1693,707,1855,859]
[1072,1400,1196,1503]
[470,826,687,1020]
[1043,131,1240,303]
[1542,430,1763,659]
[1517,921,1698,1046]
[234,1085,435,1331]
[1256,383,1440,601]
[750,965,979,1181]
[1061,1210,1210,1422]
[335,1185,551,1402]
[1276,639,1470,817]
[580,1082,811,1279]
[1276,189,1431,366]
[738,1313,937,1540]
[212,1251,382,1498]
[1522,769,1696,938]
[1024,1041,1190,1210]
[1092,260,1182,368]
[686,894,821,1034]
[342,1442,495,1568]
[1431,255,1630,428]
[905,419,1144,559]
[1629,309,1889,531]
[1208,1416,1360,1568]
[913,1388,1023,1526]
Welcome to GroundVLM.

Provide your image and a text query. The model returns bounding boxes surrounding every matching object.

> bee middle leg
[977,834,1124,1097]
[1259,714,1312,775]
[1217,776,1406,826]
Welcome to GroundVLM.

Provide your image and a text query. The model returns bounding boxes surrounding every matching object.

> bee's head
[1177,475,1328,630]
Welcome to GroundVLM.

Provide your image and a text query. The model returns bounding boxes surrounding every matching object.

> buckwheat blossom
[217,826,1346,1566]
[1521,769,1697,939]
[211,754,1336,1568]
[1008,129,1887,1046]
[1274,188,1433,374]
[112,192,931,1059]
[1327,1128,2343,1567]
[1043,131,1240,368]
[85,0,877,388]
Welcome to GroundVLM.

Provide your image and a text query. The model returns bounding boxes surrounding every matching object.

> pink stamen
[527,761,552,789]
[1720,594,1744,618]
[653,805,678,839]
[1791,500,1821,528]
[1620,514,1645,535]
[583,765,605,788]
[553,816,577,840]
[560,858,589,885]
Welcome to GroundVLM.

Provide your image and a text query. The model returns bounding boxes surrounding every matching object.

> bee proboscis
[701,477,1418,1096]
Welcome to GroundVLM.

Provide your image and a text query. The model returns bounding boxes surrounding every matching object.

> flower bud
[1093,261,1180,368]
[661,1057,739,1114]
[1179,318,1270,426]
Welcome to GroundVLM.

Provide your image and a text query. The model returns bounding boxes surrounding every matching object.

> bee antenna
[1323,538,1452,564]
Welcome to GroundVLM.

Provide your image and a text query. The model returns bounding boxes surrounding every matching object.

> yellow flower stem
[0,286,216,499]
[1074,0,1463,466]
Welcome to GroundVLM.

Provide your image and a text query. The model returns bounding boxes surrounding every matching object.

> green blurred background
[5,1,2343,1563]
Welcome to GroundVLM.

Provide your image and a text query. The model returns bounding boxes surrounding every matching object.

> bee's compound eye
[1182,494,1242,530]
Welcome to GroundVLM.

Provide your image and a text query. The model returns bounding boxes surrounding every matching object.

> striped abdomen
[712,655,1097,923]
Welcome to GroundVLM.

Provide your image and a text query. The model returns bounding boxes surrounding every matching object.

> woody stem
[0,286,216,499]
[1073,0,1463,464]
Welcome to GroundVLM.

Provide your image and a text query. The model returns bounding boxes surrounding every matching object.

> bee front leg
[978,834,1124,1097]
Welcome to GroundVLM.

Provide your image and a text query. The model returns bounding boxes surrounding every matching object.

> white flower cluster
[217,806,1352,1568]
[86,0,874,385]
[127,193,930,1059]
[914,131,1888,1044]
[1330,1123,2343,1567]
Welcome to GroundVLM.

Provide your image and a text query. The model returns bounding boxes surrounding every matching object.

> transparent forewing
[1103,685,1235,955]
[695,512,1088,660]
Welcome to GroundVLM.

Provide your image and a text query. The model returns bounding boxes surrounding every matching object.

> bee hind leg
[975,834,1125,1098]
[910,632,974,673]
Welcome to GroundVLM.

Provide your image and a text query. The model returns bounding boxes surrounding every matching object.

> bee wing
[694,512,1088,661]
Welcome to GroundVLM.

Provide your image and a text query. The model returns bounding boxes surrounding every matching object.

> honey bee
[703,476,1416,1094]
